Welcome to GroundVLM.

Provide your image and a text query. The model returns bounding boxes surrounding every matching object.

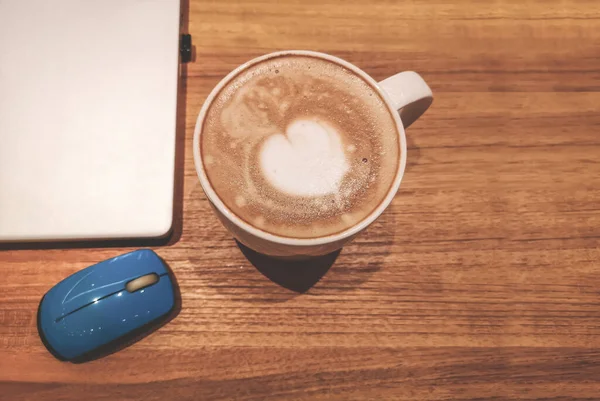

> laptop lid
[0,0,181,241]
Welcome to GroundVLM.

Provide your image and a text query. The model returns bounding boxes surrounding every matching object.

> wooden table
[2,1,600,399]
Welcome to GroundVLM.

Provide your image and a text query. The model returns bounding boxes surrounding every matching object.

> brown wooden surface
[2,0,600,400]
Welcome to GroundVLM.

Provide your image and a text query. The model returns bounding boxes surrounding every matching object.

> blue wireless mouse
[37,249,176,361]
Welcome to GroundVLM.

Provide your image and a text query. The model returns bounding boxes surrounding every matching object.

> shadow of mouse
[236,240,340,293]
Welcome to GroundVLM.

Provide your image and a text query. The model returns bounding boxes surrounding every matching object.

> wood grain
[1,0,600,399]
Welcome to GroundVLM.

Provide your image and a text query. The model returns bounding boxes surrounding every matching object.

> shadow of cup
[236,241,340,293]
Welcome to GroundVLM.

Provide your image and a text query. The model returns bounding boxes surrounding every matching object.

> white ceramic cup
[193,50,432,257]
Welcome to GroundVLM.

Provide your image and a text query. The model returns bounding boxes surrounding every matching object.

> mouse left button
[37,295,68,361]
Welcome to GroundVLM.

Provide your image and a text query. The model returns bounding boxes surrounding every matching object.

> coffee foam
[260,119,349,197]
[201,54,400,238]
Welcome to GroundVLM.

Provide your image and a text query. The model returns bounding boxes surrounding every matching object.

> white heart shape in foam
[260,119,349,197]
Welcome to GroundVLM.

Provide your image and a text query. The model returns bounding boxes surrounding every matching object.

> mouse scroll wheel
[126,273,160,293]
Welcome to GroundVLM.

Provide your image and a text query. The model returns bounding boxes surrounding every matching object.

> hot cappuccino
[200,54,401,238]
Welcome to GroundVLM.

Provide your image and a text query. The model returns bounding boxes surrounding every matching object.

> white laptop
[0,0,182,242]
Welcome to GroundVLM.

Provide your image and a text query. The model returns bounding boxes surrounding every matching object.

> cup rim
[192,50,407,246]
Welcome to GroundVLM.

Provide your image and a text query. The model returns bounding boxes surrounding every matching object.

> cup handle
[378,71,433,129]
